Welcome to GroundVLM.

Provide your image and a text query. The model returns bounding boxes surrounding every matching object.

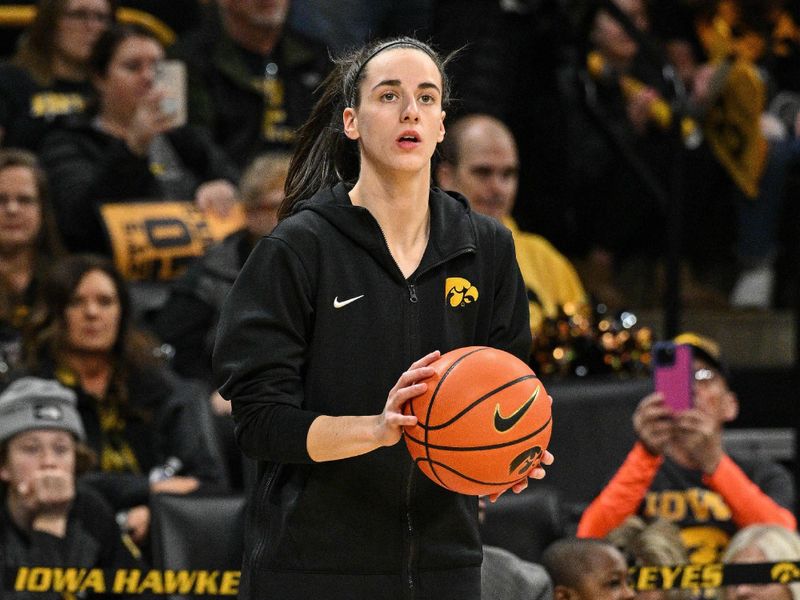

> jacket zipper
[370,214,475,598]
[405,278,420,599]
[406,467,416,599]
[403,250,475,599]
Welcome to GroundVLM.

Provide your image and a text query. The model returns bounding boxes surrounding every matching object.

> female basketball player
[213,36,553,600]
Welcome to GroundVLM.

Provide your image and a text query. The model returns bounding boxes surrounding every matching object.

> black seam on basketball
[421,415,552,452]
[415,457,524,488]
[425,375,537,430]
[414,457,450,488]
[403,431,427,446]
[425,347,489,488]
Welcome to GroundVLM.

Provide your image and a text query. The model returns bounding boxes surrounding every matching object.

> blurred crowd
[0,0,797,598]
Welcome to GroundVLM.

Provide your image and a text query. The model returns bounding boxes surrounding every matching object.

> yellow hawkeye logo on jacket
[445,277,478,308]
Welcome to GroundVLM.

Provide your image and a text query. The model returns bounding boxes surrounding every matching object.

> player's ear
[343,107,359,140]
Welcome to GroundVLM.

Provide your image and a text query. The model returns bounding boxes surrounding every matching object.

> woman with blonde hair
[720,525,800,600]
[607,516,692,600]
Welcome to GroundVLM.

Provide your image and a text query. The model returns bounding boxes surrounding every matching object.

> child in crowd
[542,537,636,600]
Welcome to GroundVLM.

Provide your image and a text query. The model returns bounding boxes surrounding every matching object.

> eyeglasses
[62,9,113,24]
[693,368,718,383]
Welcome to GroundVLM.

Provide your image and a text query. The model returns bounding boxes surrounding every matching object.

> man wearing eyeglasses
[577,332,796,566]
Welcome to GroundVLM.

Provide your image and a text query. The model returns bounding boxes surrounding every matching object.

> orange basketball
[403,346,552,496]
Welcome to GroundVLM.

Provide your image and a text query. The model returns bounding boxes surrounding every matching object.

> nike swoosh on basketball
[333,295,365,308]
[494,387,539,433]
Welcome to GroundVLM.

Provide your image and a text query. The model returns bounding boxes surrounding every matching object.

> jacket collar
[296,182,477,279]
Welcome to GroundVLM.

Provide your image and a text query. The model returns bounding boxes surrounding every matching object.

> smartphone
[652,341,693,413]
[155,59,187,128]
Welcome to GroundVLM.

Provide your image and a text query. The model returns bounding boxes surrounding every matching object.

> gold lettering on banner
[112,569,142,594]
[8,568,242,595]
[99,201,244,282]
[630,563,724,591]
[12,567,106,594]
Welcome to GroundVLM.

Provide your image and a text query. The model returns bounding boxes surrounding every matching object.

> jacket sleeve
[576,441,663,538]
[489,227,533,362]
[703,454,797,530]
[213,235,321,464]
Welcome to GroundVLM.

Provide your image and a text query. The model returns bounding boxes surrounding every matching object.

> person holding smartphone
[577,332,795,565]
[39,23,240,254]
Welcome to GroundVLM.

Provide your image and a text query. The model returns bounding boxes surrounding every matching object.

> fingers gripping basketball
[402,346,553,495]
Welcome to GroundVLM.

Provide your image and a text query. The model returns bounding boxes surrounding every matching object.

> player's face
[343,48,445,178]
[723,546,793,600]
[573,546,636,600]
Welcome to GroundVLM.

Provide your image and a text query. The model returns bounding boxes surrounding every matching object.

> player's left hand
[486,449,554,503]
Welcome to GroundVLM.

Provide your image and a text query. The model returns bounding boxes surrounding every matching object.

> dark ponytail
[280,36,454,221]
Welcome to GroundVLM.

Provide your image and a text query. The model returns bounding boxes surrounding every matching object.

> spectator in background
[40,23,239,254]
[0,377,147,599]
[436,113,588,343]
[578,332,796,564]
[169,0,330,168]
[18,254,227,545]
[0,149,63,382]
[288,0,433,55]
[559,0,682,308]
[0,0,115,151]
[720,524,800,600]
[152,151,291,492]
[607,516,691,600]
[541,537,636,600]
[152,151,290,385]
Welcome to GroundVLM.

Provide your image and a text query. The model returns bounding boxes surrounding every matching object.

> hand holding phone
[652,342,693,413]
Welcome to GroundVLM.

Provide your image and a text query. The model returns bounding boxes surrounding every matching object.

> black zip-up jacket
[213,183,532,600]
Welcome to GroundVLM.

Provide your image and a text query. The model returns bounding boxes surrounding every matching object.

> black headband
[348,39,437,107]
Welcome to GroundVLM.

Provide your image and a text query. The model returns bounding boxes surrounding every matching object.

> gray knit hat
[0,377,86,444]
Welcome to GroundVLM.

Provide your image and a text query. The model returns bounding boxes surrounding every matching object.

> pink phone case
[653,343,693,413]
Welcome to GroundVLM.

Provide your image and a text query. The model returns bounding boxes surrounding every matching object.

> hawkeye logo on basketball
[509,446,543,476]
[445,277,479,308]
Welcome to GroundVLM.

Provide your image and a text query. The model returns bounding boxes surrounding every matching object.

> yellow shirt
[502,216,588,335]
